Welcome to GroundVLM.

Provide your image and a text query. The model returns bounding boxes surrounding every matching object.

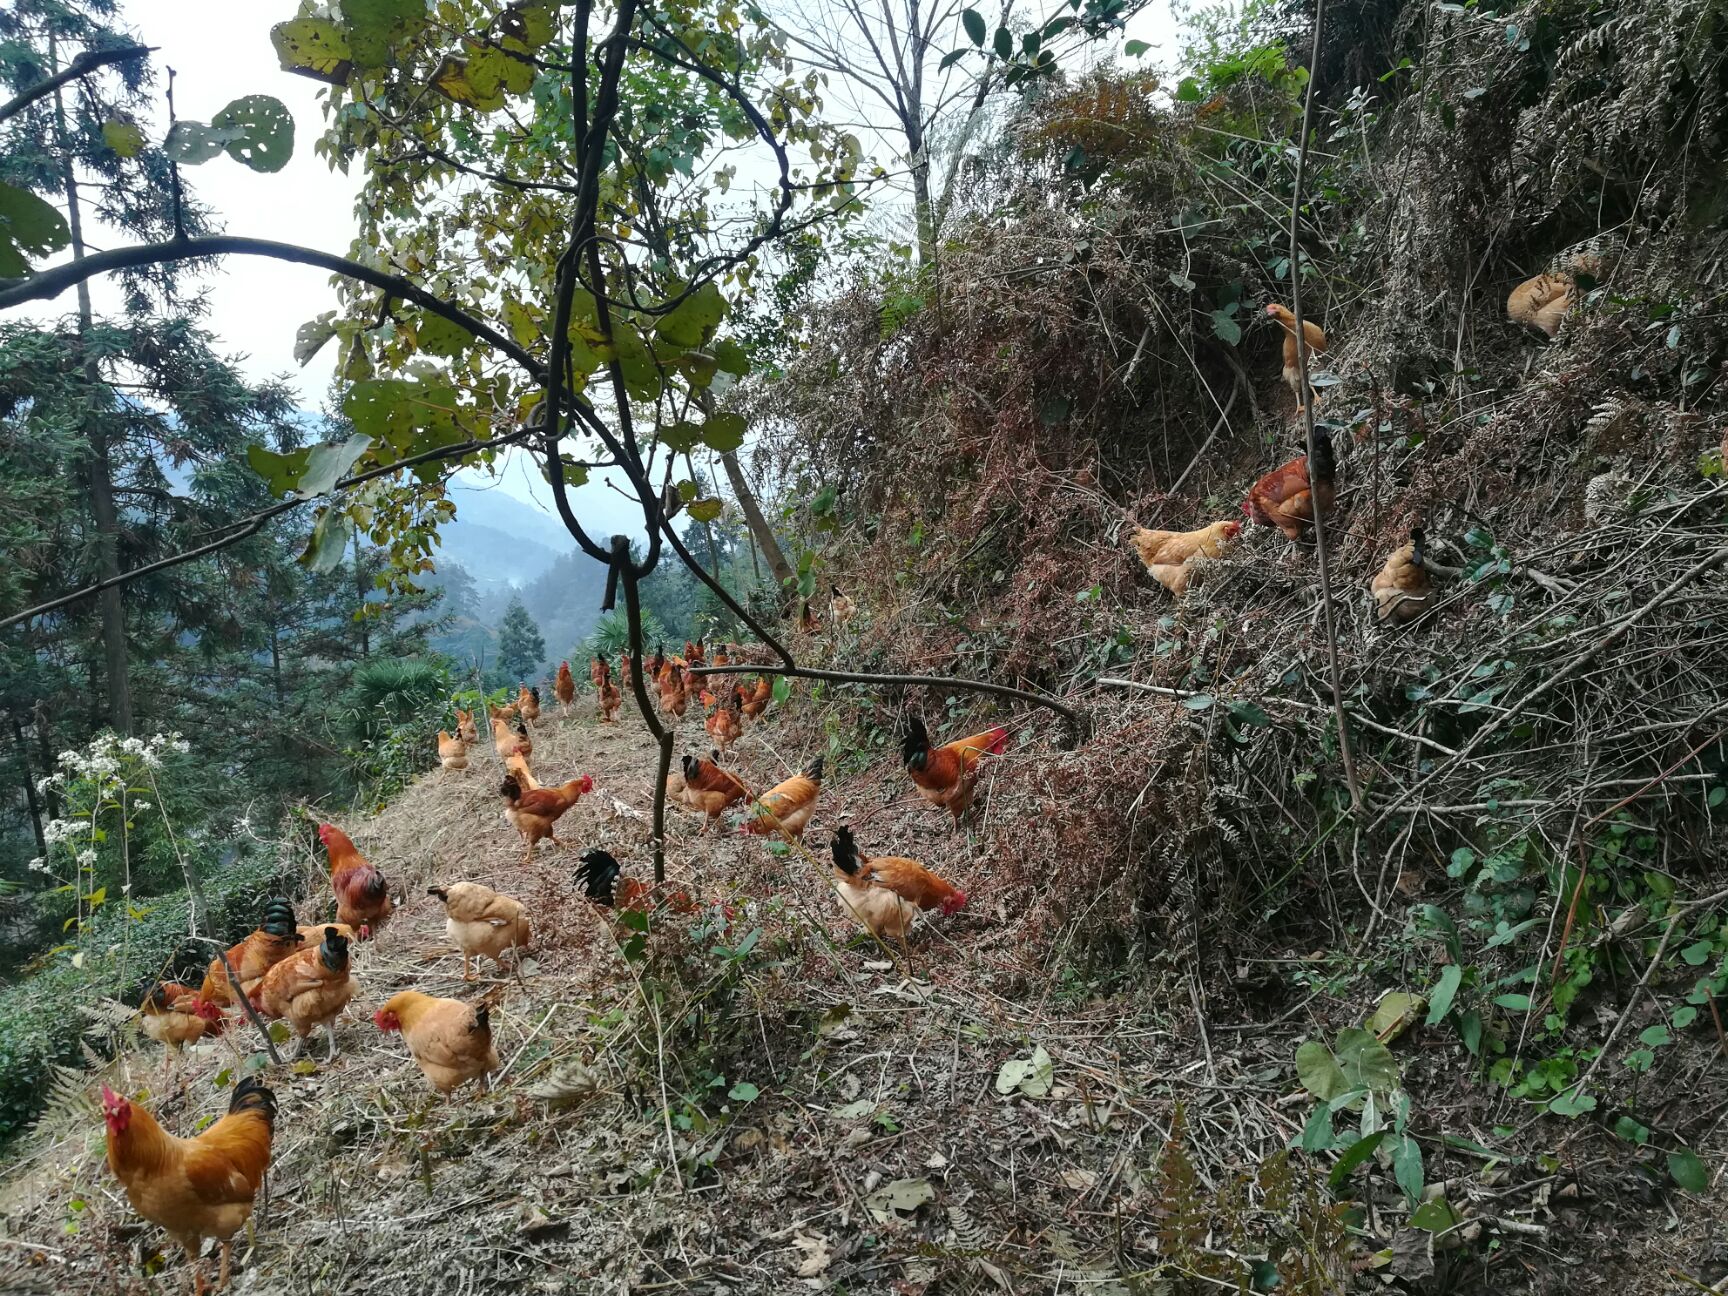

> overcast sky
[92,0,1180,542]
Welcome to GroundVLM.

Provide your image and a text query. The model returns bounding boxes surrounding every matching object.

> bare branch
[0,44,153,124]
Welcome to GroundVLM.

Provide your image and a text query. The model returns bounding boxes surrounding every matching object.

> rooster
[744,756,824,839]
[192,898,303,1018]
[1243,432,1336,543]
[832,825,967,917]
[252,925,358,1061]
[1264,302,1328,407]
[374,991,498,1097]
[901,715,1008,828]
[318,823,395,939]
[680,750,749,830]
[500,771,594,862]
[574,848,623,905]
[428,881,532,981]
[1371,526,1434,625]
[684,638,706,666]
[437,729,468,772]
[1127,520,1241,597]
[739,675,772,720]
[555,661,576,710]
[658,662,689,720]
[102,1077,275,1295]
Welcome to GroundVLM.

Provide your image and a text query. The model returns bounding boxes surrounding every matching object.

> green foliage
[496,597,547,683]
[584,609,666,662]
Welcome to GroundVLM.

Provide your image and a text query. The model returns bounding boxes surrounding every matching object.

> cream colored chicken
[427,882,532,981]
[1127,520,1242,596]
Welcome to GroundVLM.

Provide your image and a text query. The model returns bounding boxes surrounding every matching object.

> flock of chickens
[110,633,1010,1293]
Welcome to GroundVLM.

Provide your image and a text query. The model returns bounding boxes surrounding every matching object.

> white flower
[34,775,58,795]
[76,849,96,867]
[57,750,78,768]
[26,857,46,873]
[131,800,152,812]
[120,737,146,755]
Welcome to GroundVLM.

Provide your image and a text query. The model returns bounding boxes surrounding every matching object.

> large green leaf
[245,444,310,499]
[101,121,145,158]
[1296,1040,1348,1101]
[655,282,726,348]
[712,337,751,376]
[342,380,416,445]
[301,508,354,571]
[687,498,724,523]
[271,15,353,85]
[164,121,243,165]
[467,46,535,98]
[432,56,506,111]
[342,0,428,69]
[1297,1029,1399,1102]
[416,313,472,358]
[701,413,746,453]
[211,95,295,173]
[0,182,70,277]
[659,421,703,454]
[247,435,371,500]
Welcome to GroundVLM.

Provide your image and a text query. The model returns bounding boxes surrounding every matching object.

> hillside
[440,486,577,595]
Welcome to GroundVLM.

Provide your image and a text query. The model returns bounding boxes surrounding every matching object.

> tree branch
[0,44,154,124]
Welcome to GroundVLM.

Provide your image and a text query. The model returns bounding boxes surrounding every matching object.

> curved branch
[0,45,154,124]
[0,236,546,382]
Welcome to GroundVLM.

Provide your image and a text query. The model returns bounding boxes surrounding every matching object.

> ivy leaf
[0,181,71,277]
[210,95,295,172]
[271,15,353,84]
[101,120,145,158]
[728,1080,760,1102]
[701,412,747,453]
[687,498,724,524]
[1669,1147,1709,1193]
[962,8,986,44]
[1547,1088,1596,1118]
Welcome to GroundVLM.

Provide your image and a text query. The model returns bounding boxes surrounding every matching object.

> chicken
[712,644,732,668]
[517,685,541,726]
[901,715,1008,827]
[296,921,355,945]
[590,656,610,689]
[504,751,539,789]
[141,982,208,1069]
[1508,258,1600,338]
[1127,520,1241,596]
[744,756,824,838]
[598,675,622,723]
[619,653,635,690]
[829,830,917,941]
[574,848,623,905]
[489,700,519,722]
[1242,432,1337,543]
[252,925,357,1062]
[1264,302,1328,405]
[455,708,479,744]
[102,1077,275,1295]
[658,663,688,719]
[428,882,532,981]
[319,823,395,939]
[705,688,743,752]
[194,898,303,1016]
[492,714,532,762]
[555,661,576,709]
[798,601,820,633]
[830,584,856,627]
[833,825,966,915]
[500,771,594,861]
[1371,526,1434,625]
[680,750,749,829]
[373,991,498,1097]
[739,675,772,720]
[437,729,468,772]
[684,638,706,666]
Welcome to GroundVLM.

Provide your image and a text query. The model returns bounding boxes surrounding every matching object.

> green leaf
[1409,1198,1456,1232]
[659,421,703,454]
[1547,1089,1595,1118]
[1333,1028,1399,1092]
[163,120,244,165]
[1327,1130,1386,1187]
[713,338,751,376]
[432,56,505,110]
[102,121,145,158]
[994,1045,1054,1097]
[300,508,354,572]
[701,412,747,453]
[267,1022,292,1045]
[1492,993,1531,1011]
[1295,1040,1349,1102]
[655,282,727,348]
[253,434,371,501]
[292,1059,318,1075]
[939,47,968,69]
[1209,309,1242,345]
[1391,1134,1424,1207]
[1639,1024,1673,1048]
[271,15,353,84]
[1673,1005,1699,1029]
[1299,1102,1335,1151]
[416,312,472,358]
[342,0,427,68]
[210,95,295,172]
[993,25,1014,60]
[342,380,416,445]
[1180,693,1215,711]
[246,444,310,498]
[1418,905,1462,963]
[1447,847,1476,877]
[1669,1147,1708,1193]
[1459,1010,1484,1056]
[687,498,724,524]
[728,1080,760,1102]
[1682,940,1713,966]
[0,181,71,277]
[1124,38,1150,55]
[1175,76,1203,101]
[770,675,791,703]
[962,8,986,44]
[1426,965,1462,1025]
[294,312,338,366]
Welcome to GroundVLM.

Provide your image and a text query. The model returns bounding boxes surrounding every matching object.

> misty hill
[435,486,576,594]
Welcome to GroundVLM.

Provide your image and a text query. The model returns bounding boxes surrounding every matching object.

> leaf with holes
[432,57,506,110]
[295,312,338,366]
[343,0,428,68]
[0,186,73,276]
[164,120,244,165]
[211,96,295,172]
[272,15,353,83]
[687,498,724,524]
[102,121,145,158]
[865,1177,934,1221]
[416,313,471,359]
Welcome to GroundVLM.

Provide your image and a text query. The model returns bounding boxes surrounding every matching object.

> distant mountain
[434,487,577,593]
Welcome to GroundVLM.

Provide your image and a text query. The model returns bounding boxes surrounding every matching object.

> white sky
[79,0,1181,544]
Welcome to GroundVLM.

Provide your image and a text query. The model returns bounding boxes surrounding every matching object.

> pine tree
[496,598,546,683]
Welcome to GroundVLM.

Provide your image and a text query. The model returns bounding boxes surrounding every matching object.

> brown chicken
[829,829,918,941]
[590,656,610,688]
[296,921,355,945]
[492,715,532,762]
[1508,258,1600,338]
[102,1077,275,1295]
[373,991,498,1097]
[504,751,538,789]
[252,925,357,1061]
[141,982,208,1069]
[193,898,303,1017]
[517,685,541,726]
[830,584,856,627]
[704,688,743,752]
[500,771,595,861]
[319,823,395,939]
[555,661,576,709]
[744,756,824,838]
[658,663,688,719]
[598,675,622,723]
[684,638,706,666]
[739,675,772,720]
[428,881,532,981]
[437,729,468,772]
[834,825,967,915]
[1243,432,1336,543]
[680,750,749,830]
[455,707,478,744]
[901,715,1009,827]
[1264,302,1328,405]
[1371,526,1434,625]
[712,644,732,668]
[1127,520,1241,596]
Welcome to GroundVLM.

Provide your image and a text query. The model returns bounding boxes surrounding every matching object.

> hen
[704,688,743,752]
[901,715,1008,827]
[1264,303,1328,406]
[319,823,395,939]
[455,708,478,744]
[1243,432,1336,543]
[141,982,208,1070]
[680,750,749,830]
[492,715,532,762]
[598,675,622,723]
[555,660,576,709]
[437,729,468,772]
[500,771,594,862]
[428,881,532,981]
[830,584,856,627]
[1371,526,1434,625]
[517,685,541,726]
[193,898,303,1017]
[252,925,357,1061]
[739,675,772,720]
[374,991,498,1097]
[1127,520,1241,596]
[103,1077,275,1295]
[744,756,824,838]
[829,830,917,941]
[1508,258,1600,338]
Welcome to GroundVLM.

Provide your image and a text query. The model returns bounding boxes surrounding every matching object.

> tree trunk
[909,129,937,270]
[718,448,794,600]
[354,535,370,658]
[54,60,131,735]
[13,719,46,856]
